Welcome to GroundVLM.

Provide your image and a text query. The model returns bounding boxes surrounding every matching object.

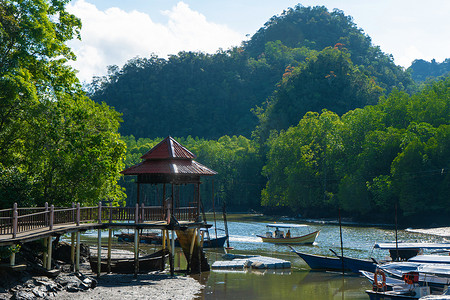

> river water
[80,218,450,300]
[191,219,449,300]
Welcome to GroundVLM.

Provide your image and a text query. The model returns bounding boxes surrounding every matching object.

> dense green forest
[89,5,415,140]
[0,0,126,208]
[408,58,450,83]
[1,2,448,224]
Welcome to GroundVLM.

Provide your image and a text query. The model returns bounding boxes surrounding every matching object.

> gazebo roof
[121,136,217,183]
[140,136,196,160]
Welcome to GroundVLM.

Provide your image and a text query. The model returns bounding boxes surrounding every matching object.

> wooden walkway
[0,202,202,246]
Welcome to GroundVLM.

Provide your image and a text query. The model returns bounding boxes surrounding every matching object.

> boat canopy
[266,223,308,229]
[374,242,450,250]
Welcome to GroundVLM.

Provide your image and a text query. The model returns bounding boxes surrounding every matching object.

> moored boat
[115,231,228,248]
[257,224,320,244]
[290,246,377,273]
[89,248,169,274]
[290,246,343,271]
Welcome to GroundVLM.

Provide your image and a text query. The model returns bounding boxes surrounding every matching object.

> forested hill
[408,59,450,83]
[88,5,415,140]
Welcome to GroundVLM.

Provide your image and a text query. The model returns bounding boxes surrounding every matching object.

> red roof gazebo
[121,136,217,222]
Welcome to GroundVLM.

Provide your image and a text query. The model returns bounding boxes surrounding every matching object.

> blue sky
[67,0,450,83]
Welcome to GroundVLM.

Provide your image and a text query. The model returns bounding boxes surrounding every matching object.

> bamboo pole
[212,179,217,240]
[339,208,344,276]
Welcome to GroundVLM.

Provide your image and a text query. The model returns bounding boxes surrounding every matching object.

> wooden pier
[0,202,208,276]
[0,136,217,276]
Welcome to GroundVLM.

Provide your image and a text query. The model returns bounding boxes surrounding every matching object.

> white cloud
[67,0,245,83]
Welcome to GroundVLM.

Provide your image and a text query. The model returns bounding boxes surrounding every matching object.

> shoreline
[50,272,203,300]
[0,245,203,300]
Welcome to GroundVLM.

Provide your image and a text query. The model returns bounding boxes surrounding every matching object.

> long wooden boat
[290,246,377,273]
[290,246,345,271]
[89,249,169,274]
[115,232,227,248]
[259,230,320,244]
[203,235,228,248]
[257,224,320,245]
[115,232,162,244]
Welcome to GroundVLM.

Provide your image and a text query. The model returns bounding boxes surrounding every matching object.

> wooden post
[98,201,102,224]
[97,229,102,277]
[162,183,166,219]
[107,228,112,273]
[43,238,48,268]
[9,252,16,266]
[162,230,166,250]
[135,204,139,224]
[134,228,140,277]
[12,203,18,239]
[196,183,201,222]
[212,179,217,240]
[45,202,48,226]
[339,208,344,275]
[188,228,197,274]
[223,203,230,248]
[75,231,81,272]
[72,203,75,223]
[70,232,75,269]
[197,229,201,274]
[49,205,54,231]
[137,182,140,205]
[109,202,113,223]
[47,236,52,270]
[171,183,174,217]
[141,203,145,222]
[395,203,399,262]
[76,203,80,226]
[170,230,175,276]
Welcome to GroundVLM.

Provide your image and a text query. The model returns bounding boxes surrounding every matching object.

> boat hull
[291,247,376,273]
[258,230,320,244]
[292,249,344,271]
[89,249,169,274]
[116,232,228,248]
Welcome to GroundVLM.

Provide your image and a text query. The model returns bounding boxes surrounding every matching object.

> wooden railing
[0,202,199,239]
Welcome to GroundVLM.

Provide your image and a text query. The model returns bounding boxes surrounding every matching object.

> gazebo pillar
[137,182,140,205]
[196,183,201,222]
[171,183,175,216]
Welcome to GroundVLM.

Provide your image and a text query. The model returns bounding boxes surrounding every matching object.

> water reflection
[195,269,370,300]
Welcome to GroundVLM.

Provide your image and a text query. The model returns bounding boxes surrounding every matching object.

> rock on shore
[52,272,203,300]
[0,242,203,299]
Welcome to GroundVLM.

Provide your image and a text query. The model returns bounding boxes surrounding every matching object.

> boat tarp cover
[266,223,308,228]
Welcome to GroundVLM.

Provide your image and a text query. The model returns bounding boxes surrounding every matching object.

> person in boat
[286,230,291,238]
[274,227,284,238]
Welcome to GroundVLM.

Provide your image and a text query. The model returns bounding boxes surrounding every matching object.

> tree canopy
[0,0,126,207]
[261,76,450,223]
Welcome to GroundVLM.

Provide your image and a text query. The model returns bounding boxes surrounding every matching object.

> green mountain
[88,4,415,140]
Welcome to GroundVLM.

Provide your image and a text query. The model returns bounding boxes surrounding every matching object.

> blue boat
[290,246,377,273]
